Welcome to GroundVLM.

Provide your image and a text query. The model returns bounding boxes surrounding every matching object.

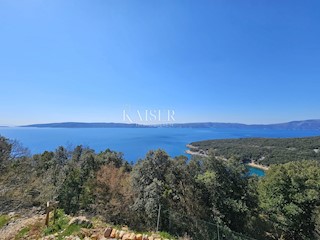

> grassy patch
[43,209,86,239]
[15,227,30,239]
[43,209,69,236]
[158,231,176,239]
[59,224,81,238]
[0,215,9,229]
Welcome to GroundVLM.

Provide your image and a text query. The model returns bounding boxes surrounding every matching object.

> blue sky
[0,0,320,125]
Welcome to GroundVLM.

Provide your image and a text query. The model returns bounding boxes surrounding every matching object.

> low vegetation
[0,214,9,229]
[1,135,320,239]
[15,226,30,239]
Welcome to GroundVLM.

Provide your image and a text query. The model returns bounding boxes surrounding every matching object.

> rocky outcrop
[1,212,174,240]
[65,227,171,240]
[69,216,93,228]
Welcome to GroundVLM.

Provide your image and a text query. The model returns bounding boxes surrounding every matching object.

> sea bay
[1,127,320,165]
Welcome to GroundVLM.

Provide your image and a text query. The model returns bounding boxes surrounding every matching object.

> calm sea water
[1,127,320,176]
[246,166,266,177]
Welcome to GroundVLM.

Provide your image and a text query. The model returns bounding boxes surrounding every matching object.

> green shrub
[0,215,9,229]
[43,209,69,236]
[15,227,30,239]
[59,224,81,238]
[159,231,176,239]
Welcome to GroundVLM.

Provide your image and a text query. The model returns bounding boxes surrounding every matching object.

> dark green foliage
[57,146,130,215]
[0,136,12,168]
[58,147,97,214]
[54,146,69,166]
[165,156,211,237]
[131,149,171,229]
[32,151,55,173]
[44,209,69,236]
[130,151,255,239]
[98,149,126,168]
[15,227,30,239]
[196,155,255,233]
[258,160,320,239]
[0,214,9,229]
[2,134,320,240]
[58,168,82,214]
[313,207,320,239]
[191,136,320,165]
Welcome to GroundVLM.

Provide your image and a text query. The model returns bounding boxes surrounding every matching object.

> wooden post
[45,202,50,227]
[45,201,59,227]
[156,203,161,232]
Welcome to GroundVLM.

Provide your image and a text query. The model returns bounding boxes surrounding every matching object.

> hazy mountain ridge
[20,119,320,130]
[21,122,155,128]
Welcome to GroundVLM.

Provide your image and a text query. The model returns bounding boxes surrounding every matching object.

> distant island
[21,119,320,130]
[21,122,155,128]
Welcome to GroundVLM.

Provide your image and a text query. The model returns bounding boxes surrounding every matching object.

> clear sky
[0,0,320,125]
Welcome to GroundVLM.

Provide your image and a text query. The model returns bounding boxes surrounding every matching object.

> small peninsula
[187,136,320,166]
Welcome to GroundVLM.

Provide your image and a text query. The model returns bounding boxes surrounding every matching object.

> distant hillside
[171,119,320,130]
[251,119,320,130]
[21,120,320,130]
[188,136,320,165]
[21,122,154,128]
[20,119,320,130]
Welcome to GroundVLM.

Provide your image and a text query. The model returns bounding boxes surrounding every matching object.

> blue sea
[1,127,320,176]
[246,166,266,177]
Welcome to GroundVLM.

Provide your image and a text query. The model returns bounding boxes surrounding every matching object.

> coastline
[186,144,269,171]
[246,161,269,171]
[185,149,207,157]
[186,144,199,149]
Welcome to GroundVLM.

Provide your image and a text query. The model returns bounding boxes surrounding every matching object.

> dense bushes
[258,161,320,239]
[191,136,320,165]
[1,135,320,239]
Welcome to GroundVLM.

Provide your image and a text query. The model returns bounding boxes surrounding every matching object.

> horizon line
[1,119,320,127]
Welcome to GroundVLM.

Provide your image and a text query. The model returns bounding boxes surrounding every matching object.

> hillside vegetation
[190,136,320,165]
[1,135,320,239]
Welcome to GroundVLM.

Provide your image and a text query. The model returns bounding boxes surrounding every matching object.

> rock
[104,227,113,237]
[8,212,16,217]
[115,230,121,238]
[98,237,107,240]
[65,236,81,240]
[122,226,129,231]
[81,228,92,237]
[32,206,43,213]
[110,229,117,238]
[42,236,55,240]
[69,216,93,228]
[129,233,136,240]
[122,233,131,240]
[142,235,149,240]
[119,230,126,238]
[91,234,99,240]
[136,234,142,240]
